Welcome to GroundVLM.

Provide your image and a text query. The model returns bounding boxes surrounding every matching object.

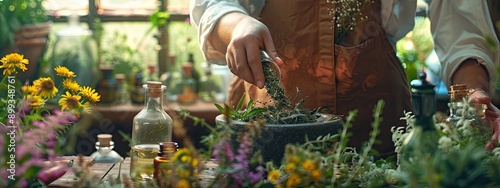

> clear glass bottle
[114,74,130,105]
[402,72,439,160]
[90,134,123,163]
[130,81,173,180]
[178,63,198,105]
[447,84,488,128]
[50,13,98,88]
[160,54,183,102]
[198,63,223,102]
[153,142,178,186]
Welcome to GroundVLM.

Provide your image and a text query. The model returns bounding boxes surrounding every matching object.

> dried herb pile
[257,61,322,124]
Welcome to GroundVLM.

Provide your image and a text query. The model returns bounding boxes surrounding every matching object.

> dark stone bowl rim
[215,114,342,128]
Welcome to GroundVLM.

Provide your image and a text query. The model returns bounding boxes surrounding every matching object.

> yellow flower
[176,179,191,188]
[285,163,296,173]
[54,66,76,78]
[288,155,300,164]
[22,85,37,95]
[63,79,80,93]
[0,53,29,75]
[26,95,45,109]
[80,86,100,103]
[58,91,83,111]
[176,168,191,178]
[311,169,322,181]
[286,173,301,187]
[173,148,191,162]
[33,77,58,99]
[191,158,199,167]
[267,170,281,184]
[301,159,316,171]
[181,155,192,163]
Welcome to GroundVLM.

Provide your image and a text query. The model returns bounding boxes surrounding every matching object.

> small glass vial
[198,63,223,102]
[153,142,178,186]
[447,84,487,126]
[177,63,198,105]
[114,74,130,105]
[130,81,173,180]
[90,134,123,163]
[161,54,183,102]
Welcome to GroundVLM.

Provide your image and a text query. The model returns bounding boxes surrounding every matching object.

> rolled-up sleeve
[190,0,263,65]
[427,0,500,94]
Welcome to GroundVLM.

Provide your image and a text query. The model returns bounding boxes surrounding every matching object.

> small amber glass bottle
[153,142,178,184]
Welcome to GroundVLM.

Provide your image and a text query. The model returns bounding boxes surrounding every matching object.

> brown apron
[226,0,412,154]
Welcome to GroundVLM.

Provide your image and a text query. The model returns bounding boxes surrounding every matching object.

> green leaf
[214,103,225,114]
[235,93,246,111]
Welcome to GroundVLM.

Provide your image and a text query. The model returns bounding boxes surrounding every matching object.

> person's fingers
[246,44,264,88]
[262,33,284,66]
[469,88,490,105]
[233,46,255,85]
[486,119,500,150]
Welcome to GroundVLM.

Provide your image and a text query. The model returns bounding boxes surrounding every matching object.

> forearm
[451,59,490,94]
[207,12,249,54]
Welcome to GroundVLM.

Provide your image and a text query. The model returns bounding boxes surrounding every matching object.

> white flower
[438,136,454,152]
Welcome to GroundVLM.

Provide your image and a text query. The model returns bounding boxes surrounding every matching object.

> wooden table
[49,157,218,187]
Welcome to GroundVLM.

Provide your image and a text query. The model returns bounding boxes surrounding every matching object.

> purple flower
[213,140,234,163]
[248,166,265,184]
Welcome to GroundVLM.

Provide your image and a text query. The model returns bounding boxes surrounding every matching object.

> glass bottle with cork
[177,63,198,105]
[153,142,178,186]
[447,84,487,125]
[198,63,223,102]
[402,72,440,160]
[90,134,123,163]
[161,54,183,102]
[130,81,173,180]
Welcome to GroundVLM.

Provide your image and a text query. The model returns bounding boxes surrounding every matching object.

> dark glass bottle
[153,142,178,186]
[95,65,117,104]
[131,71,145,105]
[187,53,200,93]
[402,72,439,159]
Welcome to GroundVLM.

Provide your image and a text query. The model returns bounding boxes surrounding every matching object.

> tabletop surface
[49,156,218,187]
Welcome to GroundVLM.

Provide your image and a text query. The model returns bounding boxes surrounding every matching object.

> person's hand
[224,14,283,89]
[468,89,500,150]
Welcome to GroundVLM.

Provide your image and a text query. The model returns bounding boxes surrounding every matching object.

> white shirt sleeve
[427,0,499,94]
[190,0,265,65]
[381,0,418,45]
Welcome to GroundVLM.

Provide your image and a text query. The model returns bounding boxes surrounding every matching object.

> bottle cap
[97,134,112,147]
[159,142,178,153]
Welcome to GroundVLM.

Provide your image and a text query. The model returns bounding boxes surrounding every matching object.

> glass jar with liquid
[130,81,173,180]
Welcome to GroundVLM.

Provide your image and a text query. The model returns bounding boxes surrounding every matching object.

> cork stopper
[97,134,112,147]
[181,63,193,76]
[146,81,163,98]
[114,73,125,80]
[449,84,469,102]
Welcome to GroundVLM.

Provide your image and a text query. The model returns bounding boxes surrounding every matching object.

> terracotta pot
[215,114,342,164]
[1,22,52,82]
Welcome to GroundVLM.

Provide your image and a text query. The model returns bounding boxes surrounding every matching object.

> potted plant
[0,0,52,82]
[214,54,343,163]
